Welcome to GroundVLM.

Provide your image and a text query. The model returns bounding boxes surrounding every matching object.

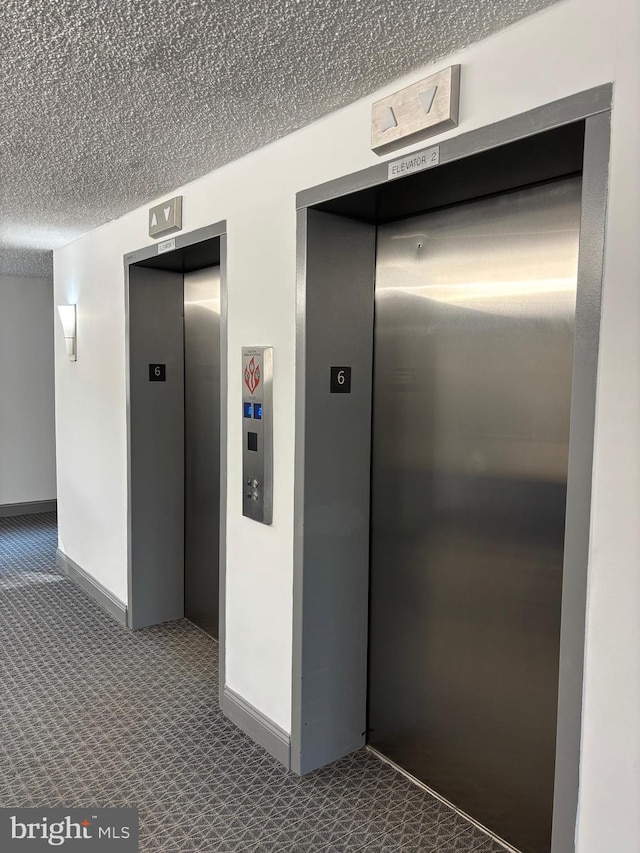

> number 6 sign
[330,366,351,393]
[149,363,166,381]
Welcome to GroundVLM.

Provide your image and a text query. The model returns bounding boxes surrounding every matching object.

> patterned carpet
[0,513,507,852]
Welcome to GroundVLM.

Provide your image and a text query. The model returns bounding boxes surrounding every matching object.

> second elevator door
[184,267,221,638]
[368,178,581,853]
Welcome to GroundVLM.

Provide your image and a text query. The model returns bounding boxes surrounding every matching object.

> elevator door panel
[368,178,581,853]
[184,267,221,638]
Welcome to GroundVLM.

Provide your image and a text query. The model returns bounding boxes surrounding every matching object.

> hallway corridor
[0,514,503,852]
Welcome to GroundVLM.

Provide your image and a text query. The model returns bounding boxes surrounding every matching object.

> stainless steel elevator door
[368,177,581,853]
[184,267,221,639]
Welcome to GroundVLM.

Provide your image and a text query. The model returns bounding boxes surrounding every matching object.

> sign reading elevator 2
[242,347,273,524]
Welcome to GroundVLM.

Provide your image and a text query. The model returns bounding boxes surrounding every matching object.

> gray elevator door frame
[128,265,186,628]
[293,88,611,853]
[125,225,227,644]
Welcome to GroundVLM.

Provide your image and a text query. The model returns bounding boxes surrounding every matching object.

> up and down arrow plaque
[371,65,460,153]
[148,196,183,239]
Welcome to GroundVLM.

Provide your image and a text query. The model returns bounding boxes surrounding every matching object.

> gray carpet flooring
[0,513,506,852]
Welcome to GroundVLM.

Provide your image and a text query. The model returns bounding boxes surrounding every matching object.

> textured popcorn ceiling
[0,0,557,278]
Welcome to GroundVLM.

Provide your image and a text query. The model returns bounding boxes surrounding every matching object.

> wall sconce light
[57,304,77,362]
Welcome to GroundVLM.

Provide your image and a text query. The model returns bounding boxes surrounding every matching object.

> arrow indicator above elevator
[418,86,438,114]
[381,107,398,132]
[370,64,460,152]
[148,195,183,239]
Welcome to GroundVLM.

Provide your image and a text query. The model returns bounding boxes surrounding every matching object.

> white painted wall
[54,0,639,848]
[576,1,640,851]
[0,275,57,505]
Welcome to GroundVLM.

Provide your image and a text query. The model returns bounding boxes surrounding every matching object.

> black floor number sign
[330,366,351,393]
[149,364,166,381]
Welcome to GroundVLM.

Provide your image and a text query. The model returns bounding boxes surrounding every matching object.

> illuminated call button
[253,403,263,420]
[243,402,252,418]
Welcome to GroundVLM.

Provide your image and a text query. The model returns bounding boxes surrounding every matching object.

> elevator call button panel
[242,346,273,524]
